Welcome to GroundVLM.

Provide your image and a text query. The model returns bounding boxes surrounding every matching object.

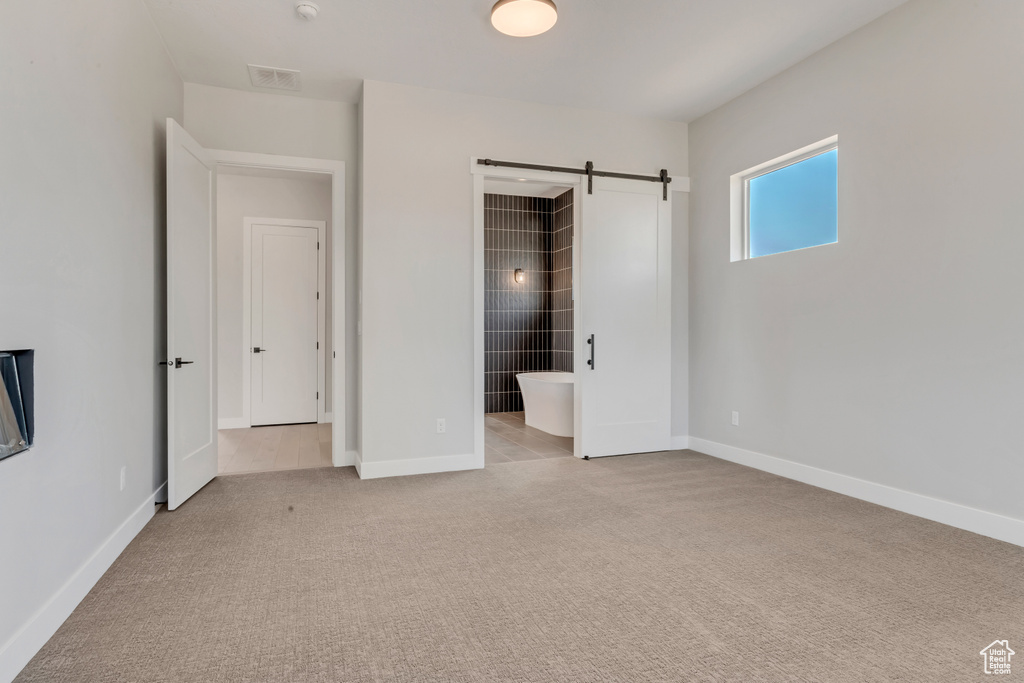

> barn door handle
[174,358,194,368]
[587,334,595,370]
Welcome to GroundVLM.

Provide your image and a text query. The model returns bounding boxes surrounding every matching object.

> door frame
[209,149,348,466]
[470,160,584,463]
[243,218,327,427]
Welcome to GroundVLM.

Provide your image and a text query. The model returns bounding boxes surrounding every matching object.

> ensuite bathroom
[483,180,575,464]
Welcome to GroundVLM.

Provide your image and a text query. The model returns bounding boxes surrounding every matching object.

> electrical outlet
[731,411,740,427]
[436,418,446,434]
[120,466,126,491]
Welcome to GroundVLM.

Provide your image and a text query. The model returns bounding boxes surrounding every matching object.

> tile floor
[218,416,564,475]
[485,412,574,464]
[218,423,333,475]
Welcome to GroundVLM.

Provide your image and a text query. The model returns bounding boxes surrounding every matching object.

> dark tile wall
[551,189,574,372]
[484,193,554,414]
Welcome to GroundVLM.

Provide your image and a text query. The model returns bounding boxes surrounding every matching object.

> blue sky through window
[749,148,837,258]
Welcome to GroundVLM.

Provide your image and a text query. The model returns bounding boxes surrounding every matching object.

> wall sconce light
[514,268,525,284]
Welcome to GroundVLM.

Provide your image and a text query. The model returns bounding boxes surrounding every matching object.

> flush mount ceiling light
[491,0,558,37]
[296,2,319,20]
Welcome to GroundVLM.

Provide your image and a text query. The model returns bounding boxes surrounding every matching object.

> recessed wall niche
[0,350,34,462]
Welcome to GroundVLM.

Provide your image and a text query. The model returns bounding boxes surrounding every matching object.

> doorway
[472,159,675,466]
[165,118,346,508]
[214,166,336,476]
[480,180,577,465]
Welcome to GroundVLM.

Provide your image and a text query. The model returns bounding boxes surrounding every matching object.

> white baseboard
[0,485,162,683]
[356,452,482,480]
[323,412,334,424]
[670,435,690,450]
[218,417,248,430]
[688,437,1024,548]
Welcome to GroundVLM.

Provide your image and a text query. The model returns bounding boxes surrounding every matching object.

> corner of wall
[0,491,161,683]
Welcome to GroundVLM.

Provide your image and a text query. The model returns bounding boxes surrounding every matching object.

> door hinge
[317,292,319,300]
[316,342,319,349]
[317,241,320,250]
[316,391,319,399]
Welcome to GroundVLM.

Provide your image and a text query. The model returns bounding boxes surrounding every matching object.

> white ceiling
[143,0,906,122]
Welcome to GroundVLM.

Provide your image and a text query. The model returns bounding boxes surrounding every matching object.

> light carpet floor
[16,451,1024,682]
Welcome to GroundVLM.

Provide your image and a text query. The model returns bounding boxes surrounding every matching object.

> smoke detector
[296,2,319,20]
[247,64,302,91]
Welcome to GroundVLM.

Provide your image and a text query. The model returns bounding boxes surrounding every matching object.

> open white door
[578,177,671,458]
[166,118,217,510]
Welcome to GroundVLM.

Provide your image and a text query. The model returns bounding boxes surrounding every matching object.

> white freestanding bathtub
[516,372,574,438]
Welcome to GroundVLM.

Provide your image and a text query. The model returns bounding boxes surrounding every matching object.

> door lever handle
[587,334,595,370]
[253,347,267,354]
[174,358,194,369]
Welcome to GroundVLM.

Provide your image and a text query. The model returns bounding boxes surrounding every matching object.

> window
[731,136,838,261]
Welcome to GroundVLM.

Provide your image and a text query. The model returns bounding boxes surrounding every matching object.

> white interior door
[578,177,671,457]
[166,118,217,510]
[251,224,319,426]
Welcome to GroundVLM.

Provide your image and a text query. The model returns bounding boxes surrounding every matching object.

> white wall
[0,0,183,678]
[184,83,359,448]
[360,80,688,470]
[672,192,689,441]
[217,174,333,422]
[688,1,1024,526]
[184,83,353,162]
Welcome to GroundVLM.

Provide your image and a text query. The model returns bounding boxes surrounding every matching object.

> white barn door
[578,177,671,458]
[166,119,217,510]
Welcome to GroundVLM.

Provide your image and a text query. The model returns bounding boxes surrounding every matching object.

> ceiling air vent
[247,64,302,91]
